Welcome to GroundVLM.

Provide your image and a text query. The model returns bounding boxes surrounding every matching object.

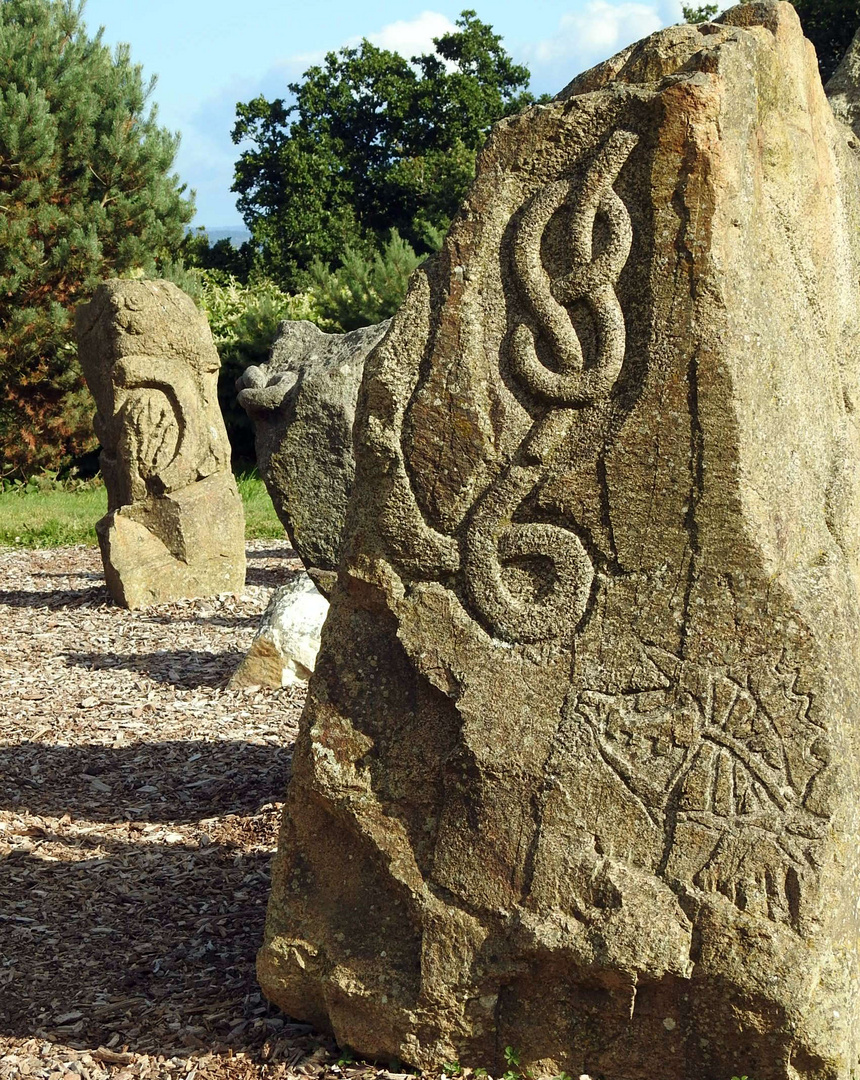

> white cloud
[522,0,676,92]
[183,11,459,225]
[289,11,457,71]
[364,11,457,60]
[285,48,326,71]
[543,3,662,59]
[270,11,457,99]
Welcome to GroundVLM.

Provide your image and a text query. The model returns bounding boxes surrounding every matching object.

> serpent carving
[463,130,638,643]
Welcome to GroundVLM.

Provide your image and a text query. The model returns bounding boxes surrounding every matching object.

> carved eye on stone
[123,389,181,478]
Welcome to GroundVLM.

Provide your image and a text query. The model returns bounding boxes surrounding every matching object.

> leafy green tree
[790,0,860,80]
[0,0,194,476]
[195,269,322,466]
[182,227,255,283]
[232,10,536,288]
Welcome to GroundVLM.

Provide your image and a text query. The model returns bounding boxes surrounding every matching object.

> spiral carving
[463,131,637,643]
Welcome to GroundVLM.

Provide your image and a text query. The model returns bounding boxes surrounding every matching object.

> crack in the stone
[679,346,703,659]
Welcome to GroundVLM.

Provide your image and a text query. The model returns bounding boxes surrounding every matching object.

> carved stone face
[77,280,231,507]
[75,279,246,609]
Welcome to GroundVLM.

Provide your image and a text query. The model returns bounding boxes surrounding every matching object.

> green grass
[236,472,286,540]
[0,473,285,548]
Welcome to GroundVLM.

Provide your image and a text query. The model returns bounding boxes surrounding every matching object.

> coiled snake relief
[464,131,638,643]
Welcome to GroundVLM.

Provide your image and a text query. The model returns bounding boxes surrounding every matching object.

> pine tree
[0,0,194,476]
[307,229,425,332]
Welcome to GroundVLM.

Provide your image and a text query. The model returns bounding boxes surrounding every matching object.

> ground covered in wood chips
[0,543,417,1080]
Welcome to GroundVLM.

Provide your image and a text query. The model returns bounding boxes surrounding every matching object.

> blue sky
[83,0,686,229]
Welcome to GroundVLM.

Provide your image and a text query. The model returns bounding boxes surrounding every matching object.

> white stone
[229,574,328,688]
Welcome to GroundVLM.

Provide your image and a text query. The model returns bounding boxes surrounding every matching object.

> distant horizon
[191,224,251,235]
[189,225,252,247]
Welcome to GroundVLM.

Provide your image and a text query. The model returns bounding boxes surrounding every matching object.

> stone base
[97,473,246,609]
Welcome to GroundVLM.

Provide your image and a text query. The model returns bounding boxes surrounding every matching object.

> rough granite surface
[259,6,860,1078]
[76,280,246,608]
[236,320,390,587]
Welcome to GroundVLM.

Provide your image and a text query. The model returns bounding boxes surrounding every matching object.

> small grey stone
[236,319,389,585]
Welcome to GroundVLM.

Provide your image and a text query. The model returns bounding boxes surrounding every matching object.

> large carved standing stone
[76,280,246,608]
[236,319,389,586]
[259,5,860,1078]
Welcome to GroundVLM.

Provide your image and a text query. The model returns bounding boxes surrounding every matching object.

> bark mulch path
[0,543,410,1080]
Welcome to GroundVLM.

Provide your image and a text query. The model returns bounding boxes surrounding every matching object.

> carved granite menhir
[236,319,389,590]
[258,4,860,1078]
[76,280,245,608]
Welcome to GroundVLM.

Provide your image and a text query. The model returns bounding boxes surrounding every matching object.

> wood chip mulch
[0,542,410,1080]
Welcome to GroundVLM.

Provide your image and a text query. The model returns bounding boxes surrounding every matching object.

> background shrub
[195,269,324,466]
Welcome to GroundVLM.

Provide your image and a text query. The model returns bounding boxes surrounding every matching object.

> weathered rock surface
[827,27,860,138]
[229,573,329,688]
[236,319,389,586]
[76,280,246,608]
[259,6,860,1079]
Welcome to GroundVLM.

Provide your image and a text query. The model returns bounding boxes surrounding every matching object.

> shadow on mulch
[64,648,245,689]
[0,834,317,1058]
[0,585,111,609]
[135,613,263,630]
[243,565,303,590]
[34,570,104,580]
[245,548,295,562]
[0,739,292,824]
[0,736,311,1058]
[242,545,302,591]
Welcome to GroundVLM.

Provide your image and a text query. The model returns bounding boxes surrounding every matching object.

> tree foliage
[307,228,425,332]
[182,227,255,283]
[790,0,860,80]
[232,10,536,288]
[195,269,322,466]
[682,4,718,23]
[0,0,194,476]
